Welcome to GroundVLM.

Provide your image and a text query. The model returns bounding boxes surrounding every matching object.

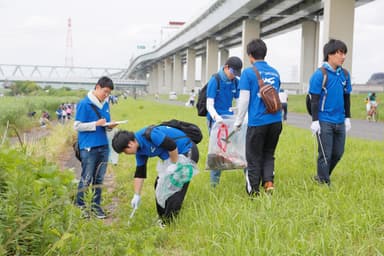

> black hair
[96,76,114,90]
[323,39,348,61]
[246,39,267,60]
[112,130,135,153]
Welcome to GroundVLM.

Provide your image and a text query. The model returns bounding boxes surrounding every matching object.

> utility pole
[65,18,74,67]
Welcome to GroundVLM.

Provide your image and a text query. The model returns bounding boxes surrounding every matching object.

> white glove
[310,121,321,135]
[131,193,141,209]
[233,122,242,132]
[345,118,351,132]
[215,115,223,123]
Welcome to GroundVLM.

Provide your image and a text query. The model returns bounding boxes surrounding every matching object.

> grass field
[102,98,384,255]
[1,96,383,255]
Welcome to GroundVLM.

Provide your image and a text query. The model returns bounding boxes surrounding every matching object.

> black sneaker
[92,206,107,219]
[313,175,330,186]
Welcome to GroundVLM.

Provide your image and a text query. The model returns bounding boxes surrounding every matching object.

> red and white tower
[65,18,74,67]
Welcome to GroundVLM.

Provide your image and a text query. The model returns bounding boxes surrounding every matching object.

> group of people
[56,103,74,123]
[73,38,352,226]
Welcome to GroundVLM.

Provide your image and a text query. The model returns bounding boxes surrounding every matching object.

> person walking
[111,125,199,227]
[74,76,118,219]
[308,39,352,185]
[234,38,282,196]
[279,88,288,122]
[206,56,242,187]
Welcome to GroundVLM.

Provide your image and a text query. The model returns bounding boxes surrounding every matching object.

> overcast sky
[0,0,383,83]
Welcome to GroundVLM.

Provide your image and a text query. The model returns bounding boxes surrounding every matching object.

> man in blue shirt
[206,56,242,186]
[112,126,199,226]
[308,39,352,185]
[234,38,282,196]
[74,76,118,219]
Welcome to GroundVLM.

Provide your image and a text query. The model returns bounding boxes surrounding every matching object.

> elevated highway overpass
[123,0,374,95]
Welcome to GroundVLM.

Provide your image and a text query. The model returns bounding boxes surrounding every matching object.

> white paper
[103,120,128,126]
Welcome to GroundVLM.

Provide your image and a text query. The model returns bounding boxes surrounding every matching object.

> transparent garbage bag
[206,116,247,170]
[156,154,198,208]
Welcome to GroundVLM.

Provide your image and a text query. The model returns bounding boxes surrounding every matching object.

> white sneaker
[156,219,166,229]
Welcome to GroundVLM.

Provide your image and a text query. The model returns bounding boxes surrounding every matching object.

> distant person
[206,56,242,187]
[308,39,352,185]
[366,92,378,121]
[39,111,50,127]
[189,89,196,107]
[111,125,199,227]
[234,38,282,196]
[278,88,288,122]
[74,76,119,219]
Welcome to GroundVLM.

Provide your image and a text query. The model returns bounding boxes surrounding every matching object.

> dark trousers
[281,103,288,121]
[245,122,282,194]
[155,142,199,222]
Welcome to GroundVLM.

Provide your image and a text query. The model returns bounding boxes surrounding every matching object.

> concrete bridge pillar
[157,61,165,94]
[323,0,355,73]
[205,38,219,83]
[149,65,158,94]
[186,48,196,91]
[173,53,183,94]
[241,18,260,68]
[220,49,229,67]
[300,20,320,92]
[164,57,172,92]
[201,54,207,85]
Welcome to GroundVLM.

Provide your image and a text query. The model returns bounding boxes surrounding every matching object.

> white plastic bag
[156,155,198,208]
[206,116,247,170]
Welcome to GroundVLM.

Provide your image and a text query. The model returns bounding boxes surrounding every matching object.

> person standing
[234,38,282,196]
[206,56,242,187]
[189,89,196,107]
[111,126,199,227]
[279,88,288,122]
[74,76,118,219]
[308,39,352,185]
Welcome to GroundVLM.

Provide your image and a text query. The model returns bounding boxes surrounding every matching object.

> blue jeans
[76,145,109,207]
[207,119,222,186]
[317,121,346,184]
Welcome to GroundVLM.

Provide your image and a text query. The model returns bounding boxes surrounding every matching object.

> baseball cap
[225,56,242,76]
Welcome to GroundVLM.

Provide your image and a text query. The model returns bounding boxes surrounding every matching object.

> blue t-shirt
[309,63,352,124]
[134,126,192,167]
[239,61,282,126]
[206,68,239,121]
[76,97,111,149]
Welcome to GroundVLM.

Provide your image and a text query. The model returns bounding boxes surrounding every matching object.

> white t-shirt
[279,91,288,103]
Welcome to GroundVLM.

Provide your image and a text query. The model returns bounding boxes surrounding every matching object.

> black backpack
[144,119,203,144]
[306,67,348,116]
[196,74,220,116]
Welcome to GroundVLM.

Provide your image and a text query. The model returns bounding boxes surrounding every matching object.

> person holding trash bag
[112,126,199,227]
[308,39,352,185]
[234,38,282,196]
[206,56,242,187]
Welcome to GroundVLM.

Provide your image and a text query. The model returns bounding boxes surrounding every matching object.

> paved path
[158,99,383,141]
[286,112,383,141]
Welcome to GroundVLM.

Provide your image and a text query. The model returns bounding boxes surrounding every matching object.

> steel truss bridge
[0,64,147,91]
